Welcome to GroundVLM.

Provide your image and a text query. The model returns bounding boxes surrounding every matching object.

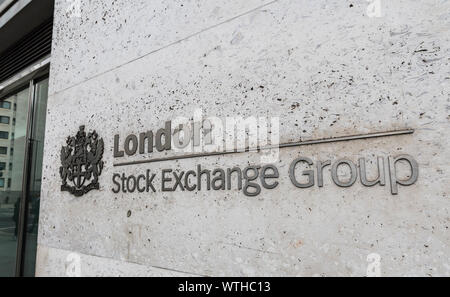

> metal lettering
[260,165,279,189]
[289,157,314,188]
[388,154,419,195]
[173,171,185,191]
[359,157,385,186]
[316,160,331,187]
[161,169,173,191]
[212,169,226,190]
[155,121,171,152]
[124,134,138,156]
[243,166,261,196]
[331,159,357,187]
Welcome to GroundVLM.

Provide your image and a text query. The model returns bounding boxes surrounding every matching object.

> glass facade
[23,78,48,276]
[0,77,48,276]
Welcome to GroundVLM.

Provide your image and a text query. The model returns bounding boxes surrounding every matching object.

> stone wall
[36,0,449,276]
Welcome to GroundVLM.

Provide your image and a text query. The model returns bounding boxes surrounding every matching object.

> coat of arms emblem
[60,125,104,196]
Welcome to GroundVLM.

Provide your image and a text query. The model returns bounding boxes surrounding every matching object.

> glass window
[23,78,49,276]
[0,76,48,277]
[0,131,9,139]
[0,101,11,109]
[0,87,29,276]
[0,116,10,124]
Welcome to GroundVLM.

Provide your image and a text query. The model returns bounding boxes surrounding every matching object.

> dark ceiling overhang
[0,0,54,55]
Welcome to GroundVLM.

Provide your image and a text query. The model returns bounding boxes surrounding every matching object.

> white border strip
[0,0,32,28]
[0,0,15,15]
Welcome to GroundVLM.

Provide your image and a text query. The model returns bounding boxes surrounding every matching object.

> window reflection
[23,78,48,276]
[0,87,29,276]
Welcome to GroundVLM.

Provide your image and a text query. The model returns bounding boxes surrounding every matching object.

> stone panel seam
[49,0,280,98]
[39,244,209,277]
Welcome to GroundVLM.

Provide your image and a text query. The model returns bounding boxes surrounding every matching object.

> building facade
[0,0,448,276]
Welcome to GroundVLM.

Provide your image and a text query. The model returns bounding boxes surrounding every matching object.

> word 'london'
[112,121,419,197]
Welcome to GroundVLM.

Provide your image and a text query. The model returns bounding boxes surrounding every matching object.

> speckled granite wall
[36,0,449,276]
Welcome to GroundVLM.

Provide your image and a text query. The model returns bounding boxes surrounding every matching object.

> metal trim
[14,78,35,276]
[0,0,16,16]
[0,55,50,98]
[113,129,415,167]
[12,71,49,276]
[0,0,31,28]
